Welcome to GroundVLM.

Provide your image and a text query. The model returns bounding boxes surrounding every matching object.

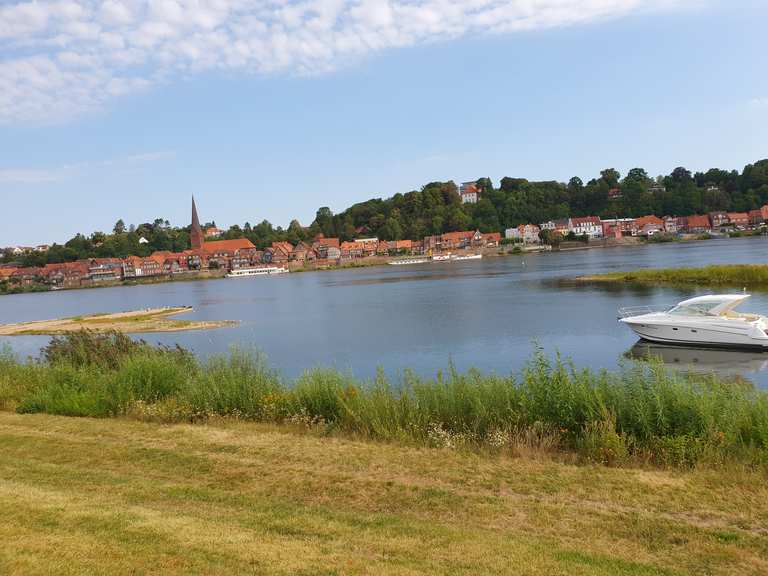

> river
[2,236,768,385]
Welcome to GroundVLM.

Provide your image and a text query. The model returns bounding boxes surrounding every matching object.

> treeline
[4,159,767,267]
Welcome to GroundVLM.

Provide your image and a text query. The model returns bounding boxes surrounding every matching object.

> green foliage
[4,340,768,467]
[42,330,191,370]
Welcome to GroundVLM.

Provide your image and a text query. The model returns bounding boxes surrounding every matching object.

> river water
[3,236,768,385]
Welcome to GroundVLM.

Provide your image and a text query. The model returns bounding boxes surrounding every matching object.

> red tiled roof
[314,237,340,248]
[571,216,601,226]
[441,230,475,242]
[727,212,749,221]
[202,238,256,254]
[635,215,664,228]
[268,241,294,256]
[11,267,43,276]
[686,215,711,228]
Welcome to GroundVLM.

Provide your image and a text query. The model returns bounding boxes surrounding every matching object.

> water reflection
[626,340,768,378]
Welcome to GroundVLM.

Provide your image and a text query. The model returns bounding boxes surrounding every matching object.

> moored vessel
[226,266,289,278]
[619,294,768,350]
[388,258,430,265]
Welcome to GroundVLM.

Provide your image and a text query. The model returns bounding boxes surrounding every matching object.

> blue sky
[1,0,767,246]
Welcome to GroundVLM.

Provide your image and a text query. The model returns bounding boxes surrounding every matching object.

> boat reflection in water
[626,341,768,380]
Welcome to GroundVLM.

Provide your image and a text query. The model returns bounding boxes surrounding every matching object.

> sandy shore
[0,306,237,335]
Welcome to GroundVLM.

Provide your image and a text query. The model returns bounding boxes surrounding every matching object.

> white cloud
[0,0,698,124]
[749,97,768,108]
[0,151,175,184]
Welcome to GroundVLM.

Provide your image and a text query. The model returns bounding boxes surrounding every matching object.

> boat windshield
[667,302,722,316]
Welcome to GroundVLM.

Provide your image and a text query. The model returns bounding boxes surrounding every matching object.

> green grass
[4,334,768,468]
[1,412,768,575]
[3,335,768,573]
[580,264,768,288]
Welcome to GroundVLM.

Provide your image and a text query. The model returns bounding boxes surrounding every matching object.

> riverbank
[4,333,768,468]
[0,307,236,335]
[577,264,768,289]
[1,411,766,575]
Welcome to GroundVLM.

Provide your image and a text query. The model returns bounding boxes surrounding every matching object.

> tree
[113,219,126,235]
[600,168,621,188]
[625,168,650,184]
[313,207,335,237]
[538,228,559,246]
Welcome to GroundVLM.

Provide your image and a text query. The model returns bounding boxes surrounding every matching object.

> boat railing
[617,305,669,319]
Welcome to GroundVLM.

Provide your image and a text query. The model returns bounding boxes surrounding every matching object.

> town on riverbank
[2,193,768,294]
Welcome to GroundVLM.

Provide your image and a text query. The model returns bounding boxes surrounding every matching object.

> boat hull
[621,319,768,350]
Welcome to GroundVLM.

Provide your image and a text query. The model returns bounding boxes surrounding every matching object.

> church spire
[190,196,204,250]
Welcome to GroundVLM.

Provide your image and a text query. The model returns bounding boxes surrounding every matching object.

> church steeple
[190,196,204,250]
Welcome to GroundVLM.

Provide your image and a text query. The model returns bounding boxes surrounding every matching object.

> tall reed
[3,332,768,467]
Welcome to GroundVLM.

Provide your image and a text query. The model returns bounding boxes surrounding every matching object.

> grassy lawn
[1,412,767,575]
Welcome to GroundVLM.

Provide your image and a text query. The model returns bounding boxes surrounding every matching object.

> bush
[43,330,191,370]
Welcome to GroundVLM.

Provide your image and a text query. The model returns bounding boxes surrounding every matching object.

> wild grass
[581,264,768,288]
[3,332,768,468]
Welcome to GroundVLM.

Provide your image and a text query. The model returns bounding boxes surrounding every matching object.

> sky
[1,0,767,246]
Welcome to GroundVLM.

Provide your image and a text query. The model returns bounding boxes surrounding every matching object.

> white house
[521,224,541,243]
[570,216,603,238]
[459,182,481,204]
[505,227,522,241]
[505,224,541,244]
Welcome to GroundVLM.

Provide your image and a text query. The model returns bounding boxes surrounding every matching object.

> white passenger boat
[451,254,482,261]
[432,254,451,261]
[226,266,289,278]
[619,294,768,350]
[388,258,430,265]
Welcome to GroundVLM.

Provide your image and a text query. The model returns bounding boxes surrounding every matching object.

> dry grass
[1,412,767,575]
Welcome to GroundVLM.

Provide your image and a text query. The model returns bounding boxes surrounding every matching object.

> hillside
[1,412,767,575]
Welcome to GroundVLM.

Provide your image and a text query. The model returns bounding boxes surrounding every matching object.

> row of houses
[0,230,504,290]
[505,206,768,243]
[265,231,502,264]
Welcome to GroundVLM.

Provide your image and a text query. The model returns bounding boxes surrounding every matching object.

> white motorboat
[226,266,288,278]
[619,294,768,350]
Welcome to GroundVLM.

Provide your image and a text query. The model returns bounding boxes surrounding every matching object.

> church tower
[190,196,204,250]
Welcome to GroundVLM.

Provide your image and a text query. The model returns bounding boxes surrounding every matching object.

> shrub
[42,330,191,370]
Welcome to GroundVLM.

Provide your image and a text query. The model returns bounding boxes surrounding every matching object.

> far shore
[6,232,762,297]
[0,307,237,335]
